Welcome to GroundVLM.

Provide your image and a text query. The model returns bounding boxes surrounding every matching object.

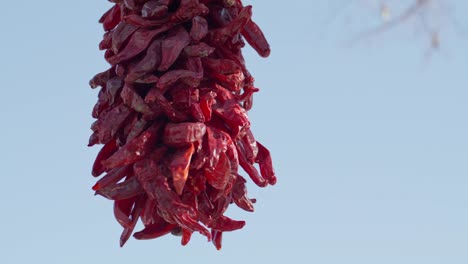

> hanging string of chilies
[89,0,276,250]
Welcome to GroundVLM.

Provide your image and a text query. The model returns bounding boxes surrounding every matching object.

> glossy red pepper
[92,139,118,176]
[114,196,137,228]
[102,122,162,170]
[95,176,145,200]
[168,143,195,195]
[92,165,131,191]
[163,122,206,147]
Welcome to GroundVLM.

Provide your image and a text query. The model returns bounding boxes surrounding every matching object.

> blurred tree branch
[344,0,466,52]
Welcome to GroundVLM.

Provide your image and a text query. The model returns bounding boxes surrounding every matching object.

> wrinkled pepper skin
[89,0,276,249]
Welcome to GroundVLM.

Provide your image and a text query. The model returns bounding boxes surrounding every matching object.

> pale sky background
[1,1,467,263]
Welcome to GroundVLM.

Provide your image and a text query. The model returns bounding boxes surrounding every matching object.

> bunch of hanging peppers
[88,0,276,249]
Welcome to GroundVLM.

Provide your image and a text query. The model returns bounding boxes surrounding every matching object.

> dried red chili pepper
[89,0,276,249]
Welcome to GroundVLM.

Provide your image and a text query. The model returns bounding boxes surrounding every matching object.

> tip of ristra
[268,175,277,185]
[211,230,223,250]
[120,237,128,248]
[260,48,271,58]
[91,183,100,191]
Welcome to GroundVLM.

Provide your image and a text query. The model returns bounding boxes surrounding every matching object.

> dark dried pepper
[142,1,169,19]
[163,122,206,147]
[89,0,276,249]
[190,16,208,42]
[158,26,191,71]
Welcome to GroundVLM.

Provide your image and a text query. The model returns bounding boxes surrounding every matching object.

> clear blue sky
[1,1,467,263]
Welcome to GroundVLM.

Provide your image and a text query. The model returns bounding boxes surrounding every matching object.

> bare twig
[352,0,431,43]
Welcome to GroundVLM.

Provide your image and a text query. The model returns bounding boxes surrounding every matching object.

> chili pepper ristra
[88,0,276,249]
